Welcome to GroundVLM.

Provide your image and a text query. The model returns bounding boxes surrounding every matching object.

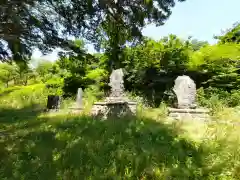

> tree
[57,39,98,97]
[35,60,55,82]
[0,63,18,87]
[189,43,240,90]
[215,22,240,44]
[0,0,186,65]
[122,35,193,106]
[190,38,209,51]
[0,0,93,62]
[91,0,186,69]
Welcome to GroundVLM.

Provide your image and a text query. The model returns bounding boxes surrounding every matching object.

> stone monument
[69,88,83,113]
[168,75,209,120]
[91,68,137,119]
[76,88,83,108]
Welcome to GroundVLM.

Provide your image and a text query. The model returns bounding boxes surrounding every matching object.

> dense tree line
[1,23,240,107]
[1,1,240,107]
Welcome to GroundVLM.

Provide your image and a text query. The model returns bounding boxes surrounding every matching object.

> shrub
[0,84,47,109]
[45,77,64,96]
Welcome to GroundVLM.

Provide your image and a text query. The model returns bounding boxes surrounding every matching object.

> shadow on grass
[0,114,219,179]
[0,105,44,134]
[0,86,22,97]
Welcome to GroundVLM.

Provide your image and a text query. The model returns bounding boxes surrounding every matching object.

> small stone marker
[69,88,83,113]
[76,88,83,108]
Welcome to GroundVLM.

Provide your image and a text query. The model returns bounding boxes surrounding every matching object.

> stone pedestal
[91,68,137,119]
[69,107,83,114]
[91,101,137,119]
[168,108,210,121]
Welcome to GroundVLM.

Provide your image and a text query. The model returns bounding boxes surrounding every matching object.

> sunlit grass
[0,86,240,179]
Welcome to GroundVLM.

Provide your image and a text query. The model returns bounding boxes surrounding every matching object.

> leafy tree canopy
[215,22,240,44]
[0,0,185,65]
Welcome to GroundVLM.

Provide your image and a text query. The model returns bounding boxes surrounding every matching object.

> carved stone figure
[173,75,197,109]
[108,68,125,98]
[91,68,137,119]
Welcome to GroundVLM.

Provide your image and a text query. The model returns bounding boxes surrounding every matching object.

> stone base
[168,108,210,121]
[68,107,83,114]
[91,101,137,119]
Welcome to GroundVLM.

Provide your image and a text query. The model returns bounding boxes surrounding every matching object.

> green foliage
[122,36,193,106]
[0,62,39,87]
[35,60,57,82]
[216,22,240,44]
[189,44,240,90]
[197,87,240,110]
[86,0,186,69]
[0,104,240,179]
[0,0,186,64]
[0,63,18,87]
[0,84,47,109]
[45,77,64,96]
[190,38,209,51]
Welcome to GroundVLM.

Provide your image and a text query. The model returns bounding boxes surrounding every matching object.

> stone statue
[173,75,197,109]
[108,68,125,98]
[168,75,209,120]
[91,68,137,119]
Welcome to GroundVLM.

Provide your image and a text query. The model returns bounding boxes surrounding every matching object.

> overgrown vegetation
[1,1,240,179]
[0,86,240,179]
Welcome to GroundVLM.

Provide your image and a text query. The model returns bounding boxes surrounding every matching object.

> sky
[32,0,240,61]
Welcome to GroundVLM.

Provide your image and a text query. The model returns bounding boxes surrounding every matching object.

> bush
[45,77,64,96]
[197,87,240,114]
[0,84,47,109]
[62,75,90,98]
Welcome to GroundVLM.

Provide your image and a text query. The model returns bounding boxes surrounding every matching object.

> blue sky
[32,0,240,61]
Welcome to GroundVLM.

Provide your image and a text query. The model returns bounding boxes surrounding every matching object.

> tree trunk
[24,77,28,86]
[47,95,61,111]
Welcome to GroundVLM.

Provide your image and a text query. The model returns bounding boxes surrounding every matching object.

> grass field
[0,85,240,179]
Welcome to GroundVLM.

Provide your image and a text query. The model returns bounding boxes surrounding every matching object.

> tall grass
[0,84,47,109]
[0,85,240,179]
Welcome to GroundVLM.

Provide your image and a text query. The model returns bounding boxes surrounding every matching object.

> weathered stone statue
[173,75,197,109]
[168,75,209,120]
[109,68,125,97]
[91,68,137,119]
[106,68,128,102]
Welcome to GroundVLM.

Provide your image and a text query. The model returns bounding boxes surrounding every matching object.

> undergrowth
[0,85,239,179]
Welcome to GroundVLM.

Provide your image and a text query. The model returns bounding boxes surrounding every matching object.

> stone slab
[91,101,137,119]
[168,108,209,113]
[94,101,137,105]
[168,108,210,120]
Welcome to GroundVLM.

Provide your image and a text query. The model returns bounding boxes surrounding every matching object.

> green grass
[0,86,240,179]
